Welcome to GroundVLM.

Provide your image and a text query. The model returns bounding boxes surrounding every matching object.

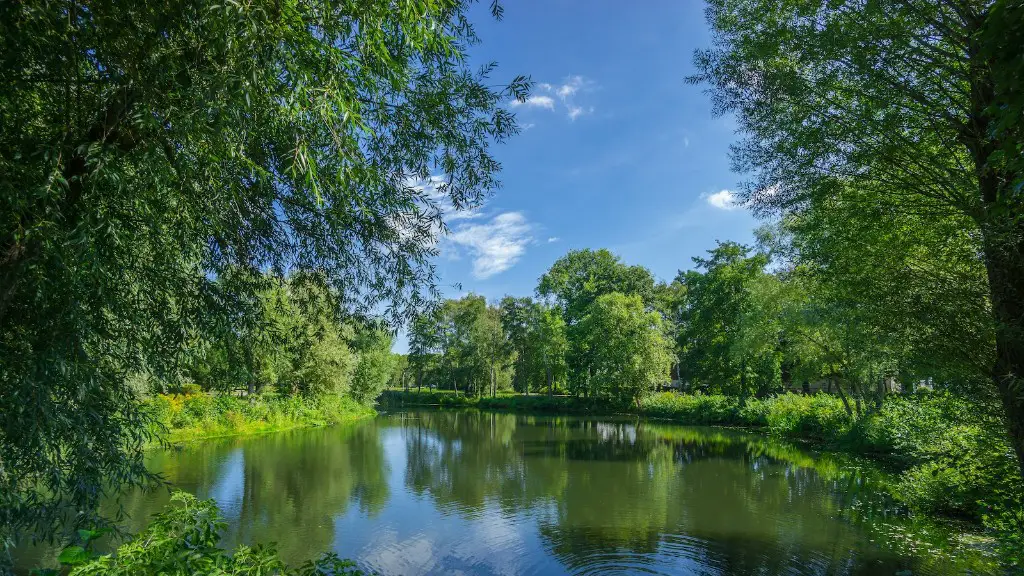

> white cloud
[556,75,586,98]
[510,95,555,109]
[448,212,534,279]
[567,105,594,121]
[683,137,690,148]
[547,236,560,243]
[510,75,595,122]
[704,189,742,210]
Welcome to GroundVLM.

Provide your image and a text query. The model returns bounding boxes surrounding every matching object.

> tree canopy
[0,0,526,546]
[692,0,1024,477]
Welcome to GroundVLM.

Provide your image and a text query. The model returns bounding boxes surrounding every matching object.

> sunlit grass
[144,392,376,444]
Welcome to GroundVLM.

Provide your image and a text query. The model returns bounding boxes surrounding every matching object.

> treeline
[143,269,396,406]
[402,237,976,417]
[405,249,671,404]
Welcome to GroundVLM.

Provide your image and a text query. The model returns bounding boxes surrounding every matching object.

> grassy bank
[145,392,376,444]
[380,389,1023,523]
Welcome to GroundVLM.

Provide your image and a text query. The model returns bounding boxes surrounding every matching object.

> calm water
[19,410,995,574]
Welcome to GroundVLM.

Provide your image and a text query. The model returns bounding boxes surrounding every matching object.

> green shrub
[62,492,364,575]
[761,393,851,439]
[640,392,739,424]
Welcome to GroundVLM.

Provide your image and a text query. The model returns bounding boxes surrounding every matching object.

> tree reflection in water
[397,410,990,576]
[18,410,993,575]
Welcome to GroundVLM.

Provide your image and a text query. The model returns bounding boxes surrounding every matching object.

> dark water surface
[19,410,995,574]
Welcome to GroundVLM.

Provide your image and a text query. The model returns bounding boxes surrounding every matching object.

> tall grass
[144,392,375,444]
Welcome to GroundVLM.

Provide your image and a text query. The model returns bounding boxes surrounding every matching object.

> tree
[537,249,656,394]
[692,0,1024,477]
[676,242,770,396]
[536,307,569,396]
[577,292,672,404]
[475,304,514,398]
[499,296,541,394]
[389,354,410,391]
[0,0,527,545]
[409,310,441,393]
[538,249,656,326]
[350,328,395,406]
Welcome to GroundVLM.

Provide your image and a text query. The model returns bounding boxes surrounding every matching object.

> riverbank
[379,389,1022,523]
[145,392,376,444]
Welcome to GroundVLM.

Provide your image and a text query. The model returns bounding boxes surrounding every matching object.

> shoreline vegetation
[145,392,377,445]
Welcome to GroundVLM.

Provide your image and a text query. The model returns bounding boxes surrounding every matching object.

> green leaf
[58,546,90,566]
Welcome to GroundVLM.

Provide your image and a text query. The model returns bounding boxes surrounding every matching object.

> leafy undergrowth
[145,392,375,444]
[47,492,365,575]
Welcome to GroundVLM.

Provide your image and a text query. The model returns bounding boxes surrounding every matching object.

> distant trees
[676,242,773,398]
[408,295,514,397]
[538,249,657,394]
[176,271,392,403]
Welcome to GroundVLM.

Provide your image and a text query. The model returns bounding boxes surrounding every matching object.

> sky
[395,1,761,352]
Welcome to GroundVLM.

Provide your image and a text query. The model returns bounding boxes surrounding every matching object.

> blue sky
[396,2,760,351]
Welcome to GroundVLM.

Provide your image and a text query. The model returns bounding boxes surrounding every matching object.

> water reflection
[107,422,390,564]
[392,411,987,575]
[15,410,994,575]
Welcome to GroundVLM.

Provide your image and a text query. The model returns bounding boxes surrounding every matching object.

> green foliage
[578,293,672,404]
[145,392,374,444]
[66,492,364,575]
[407,294,515,397]
[350,328,396,405]
[498,297,567,395]
[537,248,656,326]
[692,0,1024,509]
[676,242,777,396]
[0,0,525,545]
[538,249,657,389]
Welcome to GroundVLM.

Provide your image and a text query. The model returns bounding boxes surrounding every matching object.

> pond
[18,409,995,574]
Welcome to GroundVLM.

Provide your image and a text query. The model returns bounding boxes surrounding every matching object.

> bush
[640,392,739,424]
[759,393,851,439]
[61,492,364,575]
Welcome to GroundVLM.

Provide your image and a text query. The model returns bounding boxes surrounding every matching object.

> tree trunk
[832,376,853,417]
[982,233,1024,481]
[967,30,1024,482]
[738,358,748,408]
[547,365,553,397]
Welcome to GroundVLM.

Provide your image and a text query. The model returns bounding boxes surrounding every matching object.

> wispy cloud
[547,236,560,243]
[703,189,742,210]
[568,105,595,121]
[510,95,555,110]
[408,176,541,278]
[448,212,534,279]
[511,75,596,121]
[408,175,480,222]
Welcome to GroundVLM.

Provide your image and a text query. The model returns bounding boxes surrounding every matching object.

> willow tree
[692,0,1024,477]
[0,0,526,546]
